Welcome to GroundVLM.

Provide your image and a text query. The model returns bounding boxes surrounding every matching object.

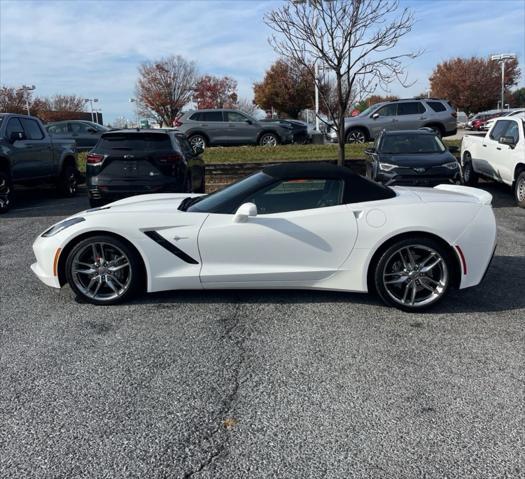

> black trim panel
[144,230,199,264]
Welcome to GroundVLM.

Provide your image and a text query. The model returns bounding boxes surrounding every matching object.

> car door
[198,178,358,286]
[490,120,519,185]
[481,120,511,178]
[225,111,258,144]
[5,117,33,180]
[19,117,55,178]
[69,122,96,150]
[396,101,427,130]
[369,103,398,138]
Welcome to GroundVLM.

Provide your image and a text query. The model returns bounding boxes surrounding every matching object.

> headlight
[443,161,459,170]
[379,162,398,172]
[42,217,85,237]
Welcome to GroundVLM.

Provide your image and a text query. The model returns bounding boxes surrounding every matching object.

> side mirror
[499,136,515,147]
[192,146,204,156]
[9,131,25,143]
[245,119,253,125]
[371,112,380,119]
[233,202,257,223]
[364,147,375,155]
[87,127,97,133]
[448,145,459,153]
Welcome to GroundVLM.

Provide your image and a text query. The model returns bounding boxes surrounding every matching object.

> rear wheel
[374,237,452,311]
[427,124,444,138]
[57,164,79,197]
[462,152,478,186]
[0,171,13,214]
[188,134,207,150]
[345,128,367,144]
[65,235,142,305]
[514,171,525,208]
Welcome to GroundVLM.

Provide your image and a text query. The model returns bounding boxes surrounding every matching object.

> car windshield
[183,172,274,214]
[380,134,446,154]
[359,104,384,117]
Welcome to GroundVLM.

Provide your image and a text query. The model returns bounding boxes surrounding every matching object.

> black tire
[462,152,478,186]
[427,124,444,138]
[195,174,206,194]
[345,128,367,144]
[259,132,279,147]
[374,237,453,312]
[0,171,13,214]
[188,134,207,150]
[514,171,525,208]
[65,234,142,305]
[57,164,79,197]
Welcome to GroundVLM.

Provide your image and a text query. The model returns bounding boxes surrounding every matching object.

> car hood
[83,193,205,215]
[379,152,455,167]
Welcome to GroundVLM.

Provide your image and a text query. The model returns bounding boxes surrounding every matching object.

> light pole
[18,85,36,115]
[129,98,139,127]
[490,53,516,110]
[84,98,99,122]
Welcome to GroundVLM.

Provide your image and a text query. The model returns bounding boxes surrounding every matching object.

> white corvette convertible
[32,163,497,311]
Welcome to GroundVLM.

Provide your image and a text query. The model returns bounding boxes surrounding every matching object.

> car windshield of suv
[358,104,384,117]
[182,172,274,214]
[380,134,446,154]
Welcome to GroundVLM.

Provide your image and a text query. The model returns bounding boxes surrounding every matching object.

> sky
[1,0,524,123]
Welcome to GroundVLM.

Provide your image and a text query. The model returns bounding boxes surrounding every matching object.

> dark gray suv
[176,109,293,148]
[327,98,458,143]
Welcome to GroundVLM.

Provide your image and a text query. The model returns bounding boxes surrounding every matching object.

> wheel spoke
[109,262,129,272]
[402,281,411,303]
[385,275,409,285]
[419,278,437,292]
[106,277,119,295]
[91,277,102,297]
[405,247,417,268]
[410,282,417,305]
[420,257,442,273]
[73,267,96,275]
[110,275,125,289]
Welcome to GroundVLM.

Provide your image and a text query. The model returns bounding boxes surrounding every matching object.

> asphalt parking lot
[1,184,523,479]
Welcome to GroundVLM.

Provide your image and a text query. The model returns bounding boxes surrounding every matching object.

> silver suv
[327,98,457,143]
[176,109,294,149]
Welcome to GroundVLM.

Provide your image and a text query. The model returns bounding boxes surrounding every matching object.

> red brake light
[86,153,105,166]
[159,153,183,164]
[174,118,183,127]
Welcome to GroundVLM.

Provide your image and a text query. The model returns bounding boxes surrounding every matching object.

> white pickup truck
[461,116,525,207]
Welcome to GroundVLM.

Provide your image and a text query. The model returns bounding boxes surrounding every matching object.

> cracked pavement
[0,184,524,478]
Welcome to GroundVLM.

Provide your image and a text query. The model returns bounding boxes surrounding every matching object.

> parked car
[457,111,468,128]
[46,120,109,151]
[462,116,525,207]
[482,108,525,131]
[175,109,294,149]
[86,129,205,207]
[0,113,79,213]
[260,118,310,144]
[364,129,461,186]
[32,163,496,311]
[466,110,503,131]
[326,98,457,143]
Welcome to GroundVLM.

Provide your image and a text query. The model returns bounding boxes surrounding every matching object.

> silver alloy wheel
[260,134,278,147]
[517,176,525,202]
[0,177,10,209]
[346,130,366,143]
[189,136,206,150]
[71,242,132,301]
[382,244,448,308]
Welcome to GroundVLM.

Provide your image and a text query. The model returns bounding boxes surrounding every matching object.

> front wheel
[57,165,79,197]
[374,237,452,311]
[514,171,525,208]
[462,153,478,186]
[65,235,142,305]
[259,132,279,147]
[0,171,13,214]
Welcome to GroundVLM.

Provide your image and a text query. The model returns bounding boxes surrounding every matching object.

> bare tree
[135,55,197,126]
[265,0,418,165]
[237,97,259,116]
[44,94,86,112]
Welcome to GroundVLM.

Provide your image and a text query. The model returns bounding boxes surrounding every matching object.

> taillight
[451,111,457,118]
[158,153,183,164]
[174,118,183,127]
[86,153,105,166]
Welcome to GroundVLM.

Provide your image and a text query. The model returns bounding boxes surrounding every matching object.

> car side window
[202,111,223,122]
[70,122,90,134]
[226,112,248,122]
[426,101,446,112]
[376,104,397,117]
[20,118,44,140]
[397,102,423,115]
[503,122,519,144]
[489,120,511,141]
[48,123,68,134]
[245,178,344,214]
[6,118,25,138]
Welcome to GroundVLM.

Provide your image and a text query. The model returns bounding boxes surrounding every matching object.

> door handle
[482,144,487,147]
[496,147,501,150]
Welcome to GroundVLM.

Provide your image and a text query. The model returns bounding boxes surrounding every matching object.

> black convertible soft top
[263,162,396,203]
